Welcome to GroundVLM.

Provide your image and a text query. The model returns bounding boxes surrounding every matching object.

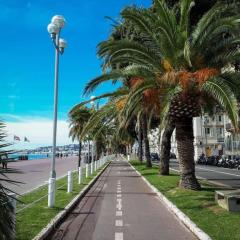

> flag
[14,135,20,141]
[24,137,30,142]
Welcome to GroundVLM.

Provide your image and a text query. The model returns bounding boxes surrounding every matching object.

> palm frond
[201,77,238,129]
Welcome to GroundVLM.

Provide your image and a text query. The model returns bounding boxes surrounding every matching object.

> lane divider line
[115,232,123,240]
[115,220,123,227]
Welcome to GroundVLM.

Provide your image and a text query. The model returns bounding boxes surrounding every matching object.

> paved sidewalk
[4,156,80,194]
[50,159,196,240]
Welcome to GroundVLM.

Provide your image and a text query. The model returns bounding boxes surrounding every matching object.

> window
[205,128,210,135]
[219,128,223,134]
[218,115,222,122]
[204,116,209,124]
[216,127,223,135]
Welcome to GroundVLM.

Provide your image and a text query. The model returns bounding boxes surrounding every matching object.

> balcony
[217,137,224,143]
[225,122,240,132]
[226,123,232,132]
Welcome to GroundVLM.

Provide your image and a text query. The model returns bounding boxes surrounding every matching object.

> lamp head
[59,38,67,48]
[47,23,59,35]
[51,15,66,28]
[59,38,67,54]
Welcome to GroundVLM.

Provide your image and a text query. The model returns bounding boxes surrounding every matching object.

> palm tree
[83,0,240,190]
[159,120,175,175]
[69,106,91,167]
[0,121,20,240]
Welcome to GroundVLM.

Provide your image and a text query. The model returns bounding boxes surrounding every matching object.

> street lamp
[47,15,66,207]
[90,96,96,173]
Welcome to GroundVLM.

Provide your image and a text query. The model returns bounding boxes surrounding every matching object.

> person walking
[1,154,8,169]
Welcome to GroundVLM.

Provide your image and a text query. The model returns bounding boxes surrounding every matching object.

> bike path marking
[115,232,123,240]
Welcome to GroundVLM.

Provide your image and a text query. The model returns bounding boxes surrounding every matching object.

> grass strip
[16,165,105,240]
[130,160,240,240]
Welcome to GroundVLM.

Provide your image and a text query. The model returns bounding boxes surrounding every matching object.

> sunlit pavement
[4,156,81,194]
[168,159,240,189]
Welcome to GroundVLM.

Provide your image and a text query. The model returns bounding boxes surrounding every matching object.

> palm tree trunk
[175,118,201,190]
[138,124,143,162]
[142,113,152,167]
[160,121,175,175]
[78,141,82,168]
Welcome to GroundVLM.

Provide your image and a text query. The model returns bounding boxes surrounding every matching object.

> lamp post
[47,15,67,207]
[90,96,95,174]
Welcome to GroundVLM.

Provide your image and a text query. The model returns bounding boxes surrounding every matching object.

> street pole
[50,33,60,179]
[47,15,67,208]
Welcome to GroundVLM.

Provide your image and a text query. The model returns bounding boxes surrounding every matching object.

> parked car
[150,153,160,161]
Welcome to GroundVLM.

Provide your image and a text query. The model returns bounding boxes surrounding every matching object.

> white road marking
[116,202,122,211]
[115,232,123,240]
[171,166,240,178]
[169,167,232,188]
[117,198,122,204]
[170,163,240,177]
[117,190,121,193]
[116,211,123,216]
[117,194,122,198]
[196,166,240,177]
[115,220,123,227]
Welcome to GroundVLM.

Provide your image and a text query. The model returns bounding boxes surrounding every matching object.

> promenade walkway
[4,156,80,194]
[50,158,195,240]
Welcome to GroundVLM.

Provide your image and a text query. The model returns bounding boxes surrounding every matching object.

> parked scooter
[197,154,207,165]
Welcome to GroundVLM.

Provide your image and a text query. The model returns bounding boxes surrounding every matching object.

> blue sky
[0,0,151,148]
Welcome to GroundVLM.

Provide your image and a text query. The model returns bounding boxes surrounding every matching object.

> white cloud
[5,117,74,149]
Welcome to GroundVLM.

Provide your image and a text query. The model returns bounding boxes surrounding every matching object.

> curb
[129,163,212,240]
[32,162,111,240]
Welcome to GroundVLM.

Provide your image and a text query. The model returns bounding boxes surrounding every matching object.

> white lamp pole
[90,96,95,173]
[47,15,67,207]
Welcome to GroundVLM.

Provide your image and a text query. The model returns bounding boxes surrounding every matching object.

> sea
[10,154,50,161]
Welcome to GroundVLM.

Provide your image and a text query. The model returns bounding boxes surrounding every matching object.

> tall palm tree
[69,106,91,167]
[159,120,175,175]
[83,0,240,190]
[91,19,156,166]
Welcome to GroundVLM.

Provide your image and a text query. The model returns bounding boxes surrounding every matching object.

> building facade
[170,112,240,160]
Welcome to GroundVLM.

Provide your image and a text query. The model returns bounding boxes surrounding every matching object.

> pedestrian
[1,154,8,169]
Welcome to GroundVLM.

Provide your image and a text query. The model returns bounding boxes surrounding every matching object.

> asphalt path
[3,156,82,195]
[168,160,240,189]
[50,158,196,240]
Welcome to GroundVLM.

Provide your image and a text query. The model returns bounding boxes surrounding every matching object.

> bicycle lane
[50,159,196,240]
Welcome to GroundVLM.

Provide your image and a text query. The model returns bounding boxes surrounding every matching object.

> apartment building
[170,112,226,160]
[194,113,225,158]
